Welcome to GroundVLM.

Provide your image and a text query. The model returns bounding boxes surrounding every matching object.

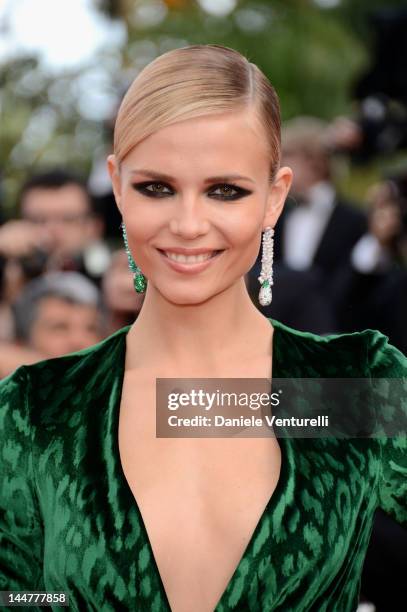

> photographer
[0,169,111,294]
[0,169,112,341]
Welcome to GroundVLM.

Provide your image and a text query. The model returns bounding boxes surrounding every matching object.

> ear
[263,166,293,230]
[107,154,123,215]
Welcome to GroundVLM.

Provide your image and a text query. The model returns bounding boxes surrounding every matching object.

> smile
[163,250,219,263]
[156,248,224,273]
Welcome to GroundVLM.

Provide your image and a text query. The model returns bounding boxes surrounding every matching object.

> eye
[209,183,252,200]
[132,181,173,197]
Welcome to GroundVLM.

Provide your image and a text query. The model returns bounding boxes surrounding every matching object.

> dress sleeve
[367,330,407,527]
[0,366,44,593]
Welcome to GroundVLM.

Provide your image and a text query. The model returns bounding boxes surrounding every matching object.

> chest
[118,373,282,612]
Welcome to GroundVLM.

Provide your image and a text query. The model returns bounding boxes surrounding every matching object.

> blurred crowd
[0,168,144,377]
[1,115,407,381]
[1,115,407,380]
[0,115,406,611]
[247,116,407,354]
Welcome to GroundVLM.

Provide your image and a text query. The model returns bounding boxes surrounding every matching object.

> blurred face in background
[102,249,145,314]
[281,145,330,198]
[366,181,405,248]
[28,296,103,357]
[21,184,103,257]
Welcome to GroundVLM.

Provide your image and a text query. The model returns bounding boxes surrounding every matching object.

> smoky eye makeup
[210,183,253,200]
[131,181,172,198]
[131,181,253,200]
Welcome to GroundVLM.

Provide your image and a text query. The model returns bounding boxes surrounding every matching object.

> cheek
[122,192,263,267]
[231,225,261,274]
[122,196,162,246]
[223,208,263,254]
[228,218,259,242]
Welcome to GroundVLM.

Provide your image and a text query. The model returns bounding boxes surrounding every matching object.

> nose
[169,193,210,238]
[37,223,58,250]
[68,330,92,352]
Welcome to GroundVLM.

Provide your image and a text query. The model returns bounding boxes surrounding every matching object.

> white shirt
[350,233,392,273]
[283,181,336,270]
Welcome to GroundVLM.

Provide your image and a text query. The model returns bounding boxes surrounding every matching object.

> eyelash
[131,181,252,201]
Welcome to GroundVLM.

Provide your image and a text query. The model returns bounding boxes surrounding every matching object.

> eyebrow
[129,169,255,184]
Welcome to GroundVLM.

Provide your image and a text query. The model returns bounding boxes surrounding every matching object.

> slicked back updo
[114,44,281,181]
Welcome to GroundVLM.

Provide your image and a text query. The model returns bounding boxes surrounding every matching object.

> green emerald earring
[120,221,147,293]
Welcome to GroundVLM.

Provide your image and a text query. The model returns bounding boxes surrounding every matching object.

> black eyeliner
[210,183,252,200]
[131,181,173,198]
[131,181,252,200]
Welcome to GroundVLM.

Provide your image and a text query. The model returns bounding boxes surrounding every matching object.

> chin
[165,294,212,307]
[158,286,218,306]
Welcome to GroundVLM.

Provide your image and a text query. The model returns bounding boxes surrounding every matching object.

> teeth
[164,251,215,263]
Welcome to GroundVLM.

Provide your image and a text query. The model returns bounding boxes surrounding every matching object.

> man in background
[0,169,111,291]
[247,116,366,333]
[0,271,106,378]
[0,169,112,341]
[275,116,367,277]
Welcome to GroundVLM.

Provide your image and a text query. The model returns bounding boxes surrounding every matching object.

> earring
[120,221,147,293]
[258,226,274,306]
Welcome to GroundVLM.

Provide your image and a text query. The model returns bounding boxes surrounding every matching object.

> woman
[0,44,406,612]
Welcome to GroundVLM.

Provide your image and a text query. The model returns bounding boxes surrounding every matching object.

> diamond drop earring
[258,226,274,306]
[120,221,147,293]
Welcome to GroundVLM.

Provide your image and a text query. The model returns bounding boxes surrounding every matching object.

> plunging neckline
[112,317,292,611]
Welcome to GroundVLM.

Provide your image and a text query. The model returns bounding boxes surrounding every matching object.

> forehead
[36,296,98,317]
[122,109,271,179]
[22,184,90,213]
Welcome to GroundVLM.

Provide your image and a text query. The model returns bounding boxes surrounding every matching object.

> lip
[156,248,224,274]
[157,247,219,255]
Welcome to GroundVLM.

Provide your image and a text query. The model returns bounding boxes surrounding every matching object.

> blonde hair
[114,44,281,180]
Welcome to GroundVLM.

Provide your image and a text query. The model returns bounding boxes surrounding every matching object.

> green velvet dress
[0,318,406,611]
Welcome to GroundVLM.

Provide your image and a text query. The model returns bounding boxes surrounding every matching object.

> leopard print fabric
[1,319,406,611]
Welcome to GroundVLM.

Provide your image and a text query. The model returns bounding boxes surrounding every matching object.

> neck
[125,278,272,370]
